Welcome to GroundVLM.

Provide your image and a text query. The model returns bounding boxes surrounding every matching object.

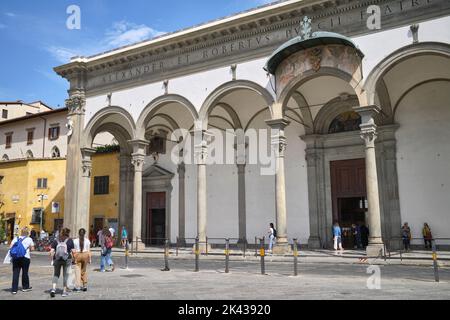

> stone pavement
[1,245,449,300]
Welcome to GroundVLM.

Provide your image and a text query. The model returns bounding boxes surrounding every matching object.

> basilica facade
[54,0,450,254]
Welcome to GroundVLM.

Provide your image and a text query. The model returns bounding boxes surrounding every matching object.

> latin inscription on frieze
[86,0,448,92]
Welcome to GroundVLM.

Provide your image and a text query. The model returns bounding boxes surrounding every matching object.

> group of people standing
[332,222,369,252]
[401,222,433,251]
[6,225,121,297]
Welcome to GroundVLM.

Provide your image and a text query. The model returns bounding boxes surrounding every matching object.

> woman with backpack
[49,227,74,297]
[9,227,35,295]
[100,229,115,272]
[72,228,91,292]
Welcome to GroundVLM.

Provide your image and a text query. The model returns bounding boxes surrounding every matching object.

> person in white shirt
[267,223,276,253]
[9,227,35,294]
[72,228,91,292]
[109,227,115,238]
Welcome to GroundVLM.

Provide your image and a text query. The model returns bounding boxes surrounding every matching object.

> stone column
[235,132,247,244]
[129,140,148,250]
[354,106,384,257]
[177,161,186,244]
[303,135,324,249]
[194,128,210,252]
[266,118,291,254]
[64,88,86,234]
[237,164,247,244]
[119,154,133,237]
[78,148,95,233]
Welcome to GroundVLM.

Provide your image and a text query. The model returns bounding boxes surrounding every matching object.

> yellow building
[0,152,120,242]
[89,151,120,235]
[0,159,65,240]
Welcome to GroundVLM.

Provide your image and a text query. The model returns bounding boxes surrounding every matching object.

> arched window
[26,150,34,159]
[328,111,361,134]
[2,154,9,161]
[51,147,61,158]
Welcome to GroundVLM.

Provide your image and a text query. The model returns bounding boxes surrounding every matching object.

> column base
[134,240,146,251]
[366,243,384,258]
[308,236,321,249]
[192,243,212,254]
[237,238,248,245]
[272,243,292,255]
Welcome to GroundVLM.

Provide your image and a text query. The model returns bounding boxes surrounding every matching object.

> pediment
[143,164,174,179]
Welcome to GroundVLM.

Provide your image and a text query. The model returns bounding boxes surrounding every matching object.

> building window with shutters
[5,133,12,149]
[27,130,34,145]
[94,176,109,195]
[37,178,48,189]
[48,126,60,140]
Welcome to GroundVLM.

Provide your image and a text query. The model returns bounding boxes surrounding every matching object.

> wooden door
[331,159,366,221]
[146,192,166,245]
[330,159,367,249]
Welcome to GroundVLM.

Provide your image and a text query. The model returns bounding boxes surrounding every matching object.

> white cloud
[5,12,16,17]
[105,21,166,47]
[47,20,166,63]
[47,46,79,63]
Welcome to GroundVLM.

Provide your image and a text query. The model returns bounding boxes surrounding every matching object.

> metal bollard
[225,239,230,273]
[243,238,246,258]
[194,237,199,272]
[255,237,257,257]
[432,240,439,282]
[259,238,265,275]
[162,239,170,271]
[176,237,179,257]
[293,239,298,276]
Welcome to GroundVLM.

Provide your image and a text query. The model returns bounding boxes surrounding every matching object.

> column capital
[80,147,95,178]
[131,153,146,172]
[193,130,212,165]
[66,89,86,116]
[354,105,381,146]
[177,162,186,176]
[353,105,381,124]
[265,118,291,130]
[128,139,149,154]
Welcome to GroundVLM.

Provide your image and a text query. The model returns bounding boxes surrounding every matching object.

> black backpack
[273,229,277,238]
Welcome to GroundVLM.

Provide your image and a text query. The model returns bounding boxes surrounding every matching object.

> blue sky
[0,0,273,108]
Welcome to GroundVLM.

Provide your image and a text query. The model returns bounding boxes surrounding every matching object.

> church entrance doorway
[146,192,166,245]
[331,159,368,249]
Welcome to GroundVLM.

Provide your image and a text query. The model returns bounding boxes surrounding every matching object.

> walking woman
[10,227,35,294]
[72,228,91,292]
[100,229,115,272]
[49,227,74,298]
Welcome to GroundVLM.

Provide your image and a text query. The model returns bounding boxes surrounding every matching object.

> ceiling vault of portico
[136,94,198,139]
[392,78,450,119]
[84,106,136,150]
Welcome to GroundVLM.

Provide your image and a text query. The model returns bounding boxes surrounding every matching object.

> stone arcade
[55,0,450,255]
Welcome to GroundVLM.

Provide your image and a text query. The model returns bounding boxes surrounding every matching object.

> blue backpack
[10,237,27,260]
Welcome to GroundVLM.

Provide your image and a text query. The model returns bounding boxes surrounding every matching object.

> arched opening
[265,30,369,249]
[51,147,60,158]
[200,82,287,243]
[2,154,9,161]
[377,51,450,242]
[83,107,136,243]
[137,95,197,245]
[26,150,34,159]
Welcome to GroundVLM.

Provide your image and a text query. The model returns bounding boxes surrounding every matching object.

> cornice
[53,0,450,93]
